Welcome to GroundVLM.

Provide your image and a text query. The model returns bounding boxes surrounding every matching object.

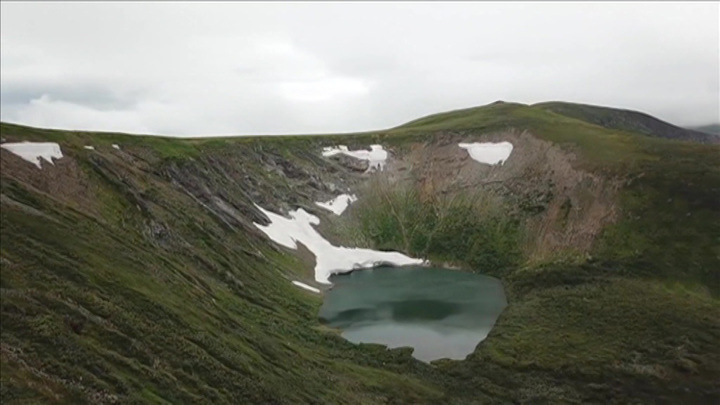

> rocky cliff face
[377,129,620,261]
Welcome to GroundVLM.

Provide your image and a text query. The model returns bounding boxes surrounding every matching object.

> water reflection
[319,266,507,362]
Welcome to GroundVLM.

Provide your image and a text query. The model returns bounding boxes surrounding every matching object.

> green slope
[533,101,720,144]
[1,101,719,404]
[0,125,445,404]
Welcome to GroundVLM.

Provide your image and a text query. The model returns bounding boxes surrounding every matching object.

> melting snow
[254,204,425,284]
[83,145,95,150]
[322,144,388,171]
[292,281,321,293]
[315,194,357,215]
[0,142,64,169]
[112,144,120,150]
[458,142,513,165]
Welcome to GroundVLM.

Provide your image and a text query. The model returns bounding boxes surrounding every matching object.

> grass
[438,276,720,404]
[593,141,720,293]
[349,175,523,277]
[1,127,446,404]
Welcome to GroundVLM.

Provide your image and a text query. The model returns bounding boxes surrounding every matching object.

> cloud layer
[2,2,718,136]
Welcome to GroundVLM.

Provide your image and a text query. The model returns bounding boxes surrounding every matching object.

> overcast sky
[1,2,718,136]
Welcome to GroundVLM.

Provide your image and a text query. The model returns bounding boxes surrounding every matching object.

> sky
[1,2,718,136]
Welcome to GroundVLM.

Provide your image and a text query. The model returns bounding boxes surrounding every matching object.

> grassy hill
[533,101,720,144]
[1,102,719,404]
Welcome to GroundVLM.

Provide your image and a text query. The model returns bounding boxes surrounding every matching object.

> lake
[318,266,507,362]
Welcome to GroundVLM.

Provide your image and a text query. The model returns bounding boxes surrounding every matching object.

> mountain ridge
[2,100,717,144]
[690,123,720,136]
[533,101,720,144]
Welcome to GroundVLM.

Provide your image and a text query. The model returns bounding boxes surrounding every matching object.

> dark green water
[318,266,507,362]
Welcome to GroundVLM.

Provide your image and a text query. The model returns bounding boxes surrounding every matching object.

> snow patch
[315,194,357,215]
[83,145,95,150]
[254,204,425,284]
[458,142,513,165]
[112,144,120,150]
[0,142,64,169]
[322,144,388,171]
[292,281,321,293]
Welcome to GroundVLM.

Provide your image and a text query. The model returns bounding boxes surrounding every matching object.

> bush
[350,175,523,275]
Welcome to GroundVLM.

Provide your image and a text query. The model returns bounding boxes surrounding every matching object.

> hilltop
[533,102,720,144]
[1,101,719,404]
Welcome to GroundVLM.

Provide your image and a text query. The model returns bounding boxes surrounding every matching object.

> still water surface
[318,266,507,362]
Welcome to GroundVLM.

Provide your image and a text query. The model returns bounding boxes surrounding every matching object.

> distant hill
[690,123,720,136]
[534,101,720,144]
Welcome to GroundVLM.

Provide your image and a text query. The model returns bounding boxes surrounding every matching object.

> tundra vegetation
[1,101,718,404]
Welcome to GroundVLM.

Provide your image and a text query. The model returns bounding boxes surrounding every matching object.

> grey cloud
[0,83,143,111]
[1,2,718,136]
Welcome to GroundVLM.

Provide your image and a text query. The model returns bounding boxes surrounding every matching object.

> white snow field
[254,204,425,284]
[458,142,514,165]
[83,145,95,150]
[112,144,121,150]
[0,142,64,169]
[321,144,389,171]
[315,194,358,215]
[291,281,321,294]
